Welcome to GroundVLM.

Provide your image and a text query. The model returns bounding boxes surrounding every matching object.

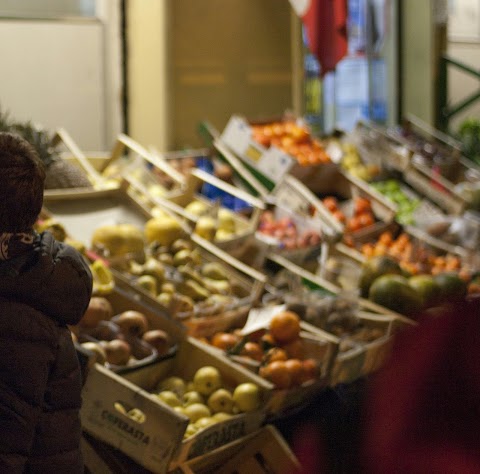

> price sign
[240,304,287,336]
[220,116,252,157]
[257,147,294,182]
[273,183,311,216]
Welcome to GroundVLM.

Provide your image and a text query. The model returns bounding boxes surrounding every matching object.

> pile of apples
[152,366,261,439]
[206,311,320,390]
[257,210,321,251]
[251,120,331,167]
[73,296,173,369]
[184,199,241,242]
[321,196,376,233]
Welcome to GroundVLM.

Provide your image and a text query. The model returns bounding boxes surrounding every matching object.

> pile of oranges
[251,120,331,167]
[360,231,466,277]
[207,311,320,389]
[322,196,376,233]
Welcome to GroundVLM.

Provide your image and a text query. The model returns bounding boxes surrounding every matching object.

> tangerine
[260,361,292,389]
[264,347,288,364]
[269,311,301,344]
[260,332,276,349]
[241,342,263,362]
[300,358,319,383]
[281,337,305,360]
[211,332,238,351]
[284,358,304,386]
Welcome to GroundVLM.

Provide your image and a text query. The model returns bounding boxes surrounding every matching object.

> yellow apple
[156,376,186,396]
[194,216,217,241]
[212,412,233,422]
[233,383,261,412]
[183,391,205,407]
[215,229,236,241]
[207,388,235,414]
[194,416,216,431]
[217,208,236,233]
[193,366,222,396]
[157,390,182,408]
[185,200,210,217]
[184,423,198,439]
[183,403,212,423]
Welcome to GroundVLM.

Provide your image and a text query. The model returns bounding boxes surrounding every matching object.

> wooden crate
[75,280,186,375]
[263,252,415,385]
[171,425,301,474]
[219,114,339,195]
[44,185,266,339]
[158,167,266,262]
[45,128,121,201]
[385,115,480,214]
[81,337,273,473]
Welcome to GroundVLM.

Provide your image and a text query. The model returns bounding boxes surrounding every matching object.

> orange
[264,347,288,364]
[241,342,263,362]
[284,359,304,386]
[260,332,276,349]
[281,337,305,360]
[211,332,238,351]
[259,361,292,389]
[269,311,301,345]
[300,358,319,384]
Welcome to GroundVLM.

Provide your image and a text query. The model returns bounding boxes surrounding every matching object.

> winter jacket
[0,231,93,473]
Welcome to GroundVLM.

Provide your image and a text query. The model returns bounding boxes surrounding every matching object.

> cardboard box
[171,425,301,474]
[80,337,272,473]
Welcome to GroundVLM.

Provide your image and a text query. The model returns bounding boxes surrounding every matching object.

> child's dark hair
[0,132,46,232]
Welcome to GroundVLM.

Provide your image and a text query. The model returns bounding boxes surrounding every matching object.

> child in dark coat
[0,132,92,473]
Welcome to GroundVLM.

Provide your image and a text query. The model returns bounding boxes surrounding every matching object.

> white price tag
[240,304,287,336]
[257,147,294,181]
[220,116,252,157]
[325,141,344,164]
[274,184,310,216]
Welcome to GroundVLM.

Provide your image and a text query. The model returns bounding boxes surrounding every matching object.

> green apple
[157,390,182,408]
[233,383,261,413]
[183,391,205,407]
[207,388,234,414]
[183,403,212,423]
[193,366,222,396]
[156,376,186,396]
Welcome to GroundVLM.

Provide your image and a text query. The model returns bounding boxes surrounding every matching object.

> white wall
[127,0,170,151]
[0,0,122,151]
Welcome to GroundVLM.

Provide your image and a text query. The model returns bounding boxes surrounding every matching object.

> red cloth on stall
[290,0,348,76]
[361,297,480,473]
